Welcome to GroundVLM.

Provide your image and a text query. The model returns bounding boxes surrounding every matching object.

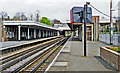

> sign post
[83,4,87,56]
[70,2,92,57]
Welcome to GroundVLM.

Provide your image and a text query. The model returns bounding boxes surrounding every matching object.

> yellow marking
[81,56,88,58]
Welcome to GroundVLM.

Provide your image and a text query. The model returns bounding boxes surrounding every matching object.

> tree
[35,10,40,22]
[13,12,27,21]
[30,14,33,20]
[52,19,61,24]
[40,17,51,26]
[0,12,8,20]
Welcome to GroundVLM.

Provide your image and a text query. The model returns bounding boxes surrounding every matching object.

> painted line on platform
[52,62,68,67]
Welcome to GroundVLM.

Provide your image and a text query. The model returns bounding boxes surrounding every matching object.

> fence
[99,33,120,46]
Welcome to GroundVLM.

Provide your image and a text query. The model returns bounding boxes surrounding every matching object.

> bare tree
[52,19,61,24]
[35,10,40,22]
[0,12,8,20]
[13,12,27,21]
[30,14,33,21]
[0,12,7,41]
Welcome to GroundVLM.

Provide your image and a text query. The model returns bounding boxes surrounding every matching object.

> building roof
[3,21,59,30]
[99,19,116,24]
[58,27,71,31]
[54,24,71,31]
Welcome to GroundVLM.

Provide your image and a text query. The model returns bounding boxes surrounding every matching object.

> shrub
[109,48,117,51]
[117,47,120,53]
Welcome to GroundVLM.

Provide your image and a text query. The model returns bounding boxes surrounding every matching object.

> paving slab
[61,49,70,53]
[48,66,68,71]
[55,53,69,62]
[53,62,68,67]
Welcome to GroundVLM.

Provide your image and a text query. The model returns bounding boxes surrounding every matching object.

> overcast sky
[0,0,119,22]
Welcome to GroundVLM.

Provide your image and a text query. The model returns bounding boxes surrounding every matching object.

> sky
[0,0,119,22]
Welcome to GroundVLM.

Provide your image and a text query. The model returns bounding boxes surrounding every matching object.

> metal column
[39,30,41,38]
[49,31,50,37]
[18,25,21,41]
[84,4,87,56]
[43,30,44,38]
[28,28,30,39]
[96,17,98,41]
[57,31,60,36]
[34,29,36,39]
[46,30,47,37]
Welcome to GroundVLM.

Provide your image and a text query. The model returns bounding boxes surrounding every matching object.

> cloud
[0,0,119,22]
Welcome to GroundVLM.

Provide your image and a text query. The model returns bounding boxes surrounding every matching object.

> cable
[112,3,119,9]
[89,4,110,17]
[89,4,118,19]
[112,0,120,10]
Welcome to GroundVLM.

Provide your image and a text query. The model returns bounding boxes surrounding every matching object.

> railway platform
[47,36,117,72]
[0,41,27,49]
[0,36,60,55]
[0,36,59,49]
[1,36,67,72]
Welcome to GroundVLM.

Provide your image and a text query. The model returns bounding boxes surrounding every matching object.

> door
[86,26,92,41]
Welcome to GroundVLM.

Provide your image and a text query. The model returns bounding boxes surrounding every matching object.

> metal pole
[84,4,87,56]
[18,25,21,41]
[0,19,2,42]
[28,27,30,39]
[110,0,113,45]
[2,16,5,42]
[96,17,98,41]
[94,22,95,41]
[118,1,120,33]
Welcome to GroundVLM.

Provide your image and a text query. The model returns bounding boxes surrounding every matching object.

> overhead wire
[112,0,120,10]
[89,4,110,17]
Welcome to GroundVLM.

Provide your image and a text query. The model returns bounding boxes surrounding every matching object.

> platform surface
[48,36,116,72]
[0,36,59,50]
[0,41,27,49]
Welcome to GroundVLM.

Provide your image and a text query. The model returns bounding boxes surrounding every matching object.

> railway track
[1,38,60,60]
[1,36,69,72]
[20,37,68,73]
[0,38,59,64]
[0,37,63,72]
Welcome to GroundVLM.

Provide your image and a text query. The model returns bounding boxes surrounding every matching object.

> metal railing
[99,33,120,46]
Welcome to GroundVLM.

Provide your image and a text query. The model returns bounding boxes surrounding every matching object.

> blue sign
[111,27,113,30]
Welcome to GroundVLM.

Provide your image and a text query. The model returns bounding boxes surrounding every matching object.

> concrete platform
[0,41,27,49]
[0,36,59,50]
[52,62,68,67]
[48,36,117,72]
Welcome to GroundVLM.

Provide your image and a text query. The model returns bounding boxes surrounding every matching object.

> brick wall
[100,47,120,71]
